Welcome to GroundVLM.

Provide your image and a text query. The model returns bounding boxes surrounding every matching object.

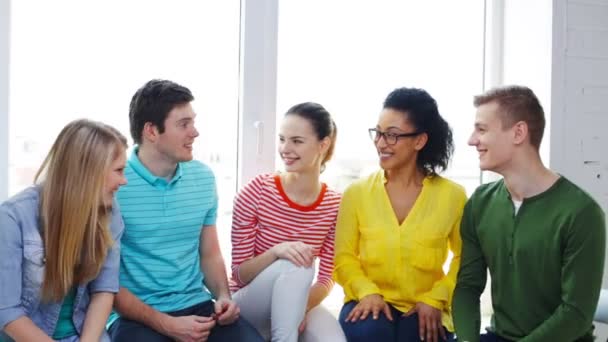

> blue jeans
[108,300,263,342]
[339,301,454,342]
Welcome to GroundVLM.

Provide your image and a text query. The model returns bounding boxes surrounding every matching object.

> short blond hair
[474,85,545,149]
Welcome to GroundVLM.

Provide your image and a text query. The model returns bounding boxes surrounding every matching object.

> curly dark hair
[383,87,454,176]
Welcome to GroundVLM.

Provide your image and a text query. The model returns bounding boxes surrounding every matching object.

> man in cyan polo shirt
[108,79,262,342]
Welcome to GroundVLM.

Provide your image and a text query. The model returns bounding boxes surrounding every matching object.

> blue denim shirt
[0,187,124,341]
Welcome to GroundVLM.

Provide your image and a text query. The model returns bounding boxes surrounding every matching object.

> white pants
[233,259,346,342]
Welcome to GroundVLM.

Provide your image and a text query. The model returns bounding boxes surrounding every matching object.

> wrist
[361,293,381,300]
[268,246,279,260]
[216,293,232,301]
[79,335,97,342]
[157,313,174,336]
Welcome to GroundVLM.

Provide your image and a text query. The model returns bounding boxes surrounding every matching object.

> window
[275,0,486,314]
[276,1,484,195]
[9,1,241,236]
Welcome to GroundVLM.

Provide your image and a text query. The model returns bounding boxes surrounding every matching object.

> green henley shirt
[453,177,605,342]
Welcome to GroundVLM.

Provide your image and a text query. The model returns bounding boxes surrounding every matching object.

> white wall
[551,0,608,289]
[503,0,554,164]
[551,0,608,213]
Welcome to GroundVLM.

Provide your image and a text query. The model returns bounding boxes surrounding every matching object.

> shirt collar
[128,146,183,186]
[380,169,431,186]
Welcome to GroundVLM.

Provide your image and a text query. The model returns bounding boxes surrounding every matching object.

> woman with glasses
[230,102,346,342]
[333,88,466,342]
[0,119,127,342]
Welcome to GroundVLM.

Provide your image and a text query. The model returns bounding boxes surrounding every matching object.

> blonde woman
[0,119,128,342]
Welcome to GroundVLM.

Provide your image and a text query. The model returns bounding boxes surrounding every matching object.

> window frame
[0,0,503,200]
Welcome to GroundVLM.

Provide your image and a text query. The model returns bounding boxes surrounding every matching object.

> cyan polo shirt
[109,148,218,324]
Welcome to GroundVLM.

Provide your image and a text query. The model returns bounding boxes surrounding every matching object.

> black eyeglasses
[368,128,421,145]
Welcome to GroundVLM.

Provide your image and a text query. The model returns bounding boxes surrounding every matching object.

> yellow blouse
[333,170,466,331]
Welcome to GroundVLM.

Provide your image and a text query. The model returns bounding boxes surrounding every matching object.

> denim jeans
[339,301,454,342]
[108,300,263,342]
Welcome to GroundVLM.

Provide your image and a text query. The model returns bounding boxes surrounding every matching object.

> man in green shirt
[453,85,606,342]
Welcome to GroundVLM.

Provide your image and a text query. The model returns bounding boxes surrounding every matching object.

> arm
[80,206,123,340]
[0,205,50,341]
[418,191,466,310]
[230,177,268,285]
[88,205,124,293]
[306,215,337,311]
[236,250,278,285]
[333,186,380,300]
[234,221,313,285]
[113,287,174,334]
[200,225,231,301]
[3,317,53,342]
[452,200,487,342]
[520,203,606,341]
[200,225,239,326]
[299,282,331,332]
[115,287,215,340]
[232,175,315,285]
[306,283,331,313]
[199,175,231,302]
[80,292,114,342]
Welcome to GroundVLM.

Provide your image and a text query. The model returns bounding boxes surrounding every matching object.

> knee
[303,306,346,342]
[272,259,314,279]
[340,319,393,342]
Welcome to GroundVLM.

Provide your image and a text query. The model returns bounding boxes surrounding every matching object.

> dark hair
[285,102,337,170]
[129,79,194,144]
[383,87,454,176]
[474,85,545,149]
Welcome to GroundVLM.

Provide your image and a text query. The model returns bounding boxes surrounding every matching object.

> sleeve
[89,204,125,293]
[452,198,487,342]
[419,188,466,311]
[0,204,27,329]
[203,171,219,226]
[332,185,380,300]
[316,204,338,292]
[520,202,606,341]
[230,175,264,286]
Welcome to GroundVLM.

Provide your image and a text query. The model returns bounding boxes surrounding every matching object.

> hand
[298,312,308,334]
[271,241,314,267]
[345,294,393,322]
[404,302,446,342]
[163,315,216,342]
[214,297,240,326]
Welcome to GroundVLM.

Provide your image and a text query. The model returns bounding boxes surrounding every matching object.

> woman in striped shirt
[230,102,346,342]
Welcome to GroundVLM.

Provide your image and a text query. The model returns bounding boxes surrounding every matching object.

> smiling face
[278,114,328,174]
[468,101,518,172]
[154,102,199,163]
[103,147,127,207]
[374,108,427,171]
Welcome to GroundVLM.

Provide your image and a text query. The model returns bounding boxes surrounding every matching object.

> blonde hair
[34,119,127,301]
[474,85,545,149]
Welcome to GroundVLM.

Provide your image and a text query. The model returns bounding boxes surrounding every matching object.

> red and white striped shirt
[230,173,341,292]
